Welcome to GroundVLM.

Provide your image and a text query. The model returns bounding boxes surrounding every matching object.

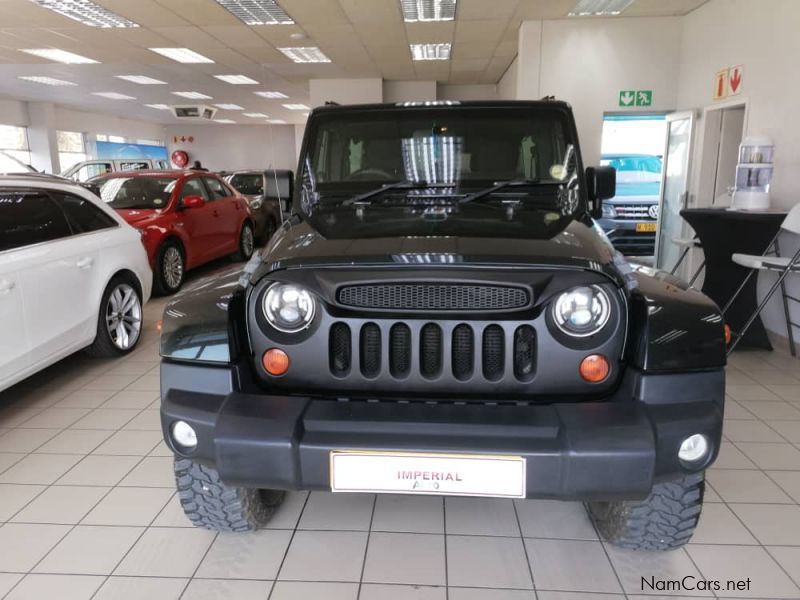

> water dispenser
[732,135,774,210]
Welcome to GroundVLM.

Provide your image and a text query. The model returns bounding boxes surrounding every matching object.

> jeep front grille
[329,321,537,383]
[337,283,529,311]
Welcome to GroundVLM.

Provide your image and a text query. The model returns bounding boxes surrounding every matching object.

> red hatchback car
[94,170,255,294]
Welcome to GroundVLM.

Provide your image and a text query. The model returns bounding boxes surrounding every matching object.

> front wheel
[587,472,705,551]
[232,222,255,262]
[85,276,143,357]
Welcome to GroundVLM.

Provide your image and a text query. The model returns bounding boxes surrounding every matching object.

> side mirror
[586,166,616,218]
[182,195,206,209]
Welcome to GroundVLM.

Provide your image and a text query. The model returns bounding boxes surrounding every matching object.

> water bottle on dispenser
[732,135,774,211]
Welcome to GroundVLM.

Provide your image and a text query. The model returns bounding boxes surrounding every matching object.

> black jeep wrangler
[159,100,726,551]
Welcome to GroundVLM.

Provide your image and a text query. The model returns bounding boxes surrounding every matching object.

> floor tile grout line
[266,491,312,600]
[355,494,378,600]
[511,499,539,598]
[442,496,449,600]
[177,530,219,600]
[587,515,628,599]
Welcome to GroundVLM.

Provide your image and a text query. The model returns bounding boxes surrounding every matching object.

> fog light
[678,434,709,463]
[263,348,290,376]
[171,420,197,450]
[579,354,610,383]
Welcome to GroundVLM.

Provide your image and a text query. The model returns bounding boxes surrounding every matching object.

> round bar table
[680,207,787,350]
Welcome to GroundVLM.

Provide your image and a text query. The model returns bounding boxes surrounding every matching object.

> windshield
[229,173,263,196]
[601,155,662,185]
[305,106,575,196]
[97,176,177,210]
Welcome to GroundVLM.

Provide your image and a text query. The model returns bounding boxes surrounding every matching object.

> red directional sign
[729,65,743,95]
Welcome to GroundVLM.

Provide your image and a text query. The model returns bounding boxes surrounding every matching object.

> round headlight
[263,283,315,333]
[552,285,611,337]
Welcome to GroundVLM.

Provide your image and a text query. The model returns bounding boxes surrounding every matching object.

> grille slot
[420,323,443,379]
[389,323,412,378]
[329,323,351,376]
[337,283,529,311]
[451,324,474,381]
[514,326,537,381]
[482,325,505,381]
[360,323,381,378]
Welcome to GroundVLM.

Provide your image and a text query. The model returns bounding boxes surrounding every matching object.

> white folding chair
[724,204,800,356]
[670,236,705,286]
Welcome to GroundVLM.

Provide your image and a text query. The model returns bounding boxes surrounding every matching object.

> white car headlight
[249,197,263,210]
[601,204,617,218]
[552,285,611,337]
[263,283,315,332]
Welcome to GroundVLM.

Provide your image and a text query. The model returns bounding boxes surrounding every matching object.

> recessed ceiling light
[172,91,213,100]
[145,104,170,110]
[282,103,309,110]
[214,74,259,85]
[20,48,98,64]
[31,0,139,27]
[214,0,294,24]
[150,48,214,64]
[278,47,331,63]
[18,75,77,86]
[254,91,288,99]
[410,43,451,61]
[115,75,166,85]
[214,103,244,110]
[568,0,634,16]
[267,119,287,124]
[92,92,136,100]
[214,119,237,124]
[400,0,456,22]
[244,112,269,118]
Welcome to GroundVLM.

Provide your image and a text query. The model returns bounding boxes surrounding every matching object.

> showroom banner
[96,141,168,161]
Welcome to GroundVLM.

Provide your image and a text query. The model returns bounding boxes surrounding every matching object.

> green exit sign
[619,89,653,107]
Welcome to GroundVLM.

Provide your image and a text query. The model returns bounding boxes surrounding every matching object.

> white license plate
[330,451,526,498]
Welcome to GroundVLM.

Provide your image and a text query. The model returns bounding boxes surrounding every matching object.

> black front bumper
[160,362,724,501]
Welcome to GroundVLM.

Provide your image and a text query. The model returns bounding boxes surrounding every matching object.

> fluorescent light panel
[172,91,213,100]
[282,103,309,110]
[401,0,456,22]
[93,92,136,100]
[31,0,139,27]
[214,119,237,124]
[410,43,451,61]
[20,48,98,64]
[254,91,288,99]
[145,104,170,110]
[215,0,293,24]
[267,119,286,124]
[150,47,214,63]
[244,112,269,118]
[115,75,166,85]
[278,47,330,63]
[568,0,634,16]
[214,103,244,110]
[18,75,76,86]
[214,74,259,85]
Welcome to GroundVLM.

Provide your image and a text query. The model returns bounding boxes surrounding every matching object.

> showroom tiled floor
[2,291,800,599]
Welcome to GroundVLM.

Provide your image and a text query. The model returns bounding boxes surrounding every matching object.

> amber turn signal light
[724,324,732,345]
[155,319,163,333]
[579,354,610,383]
[263,348,290,376]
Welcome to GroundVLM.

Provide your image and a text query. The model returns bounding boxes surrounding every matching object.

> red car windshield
[97,176,177,210]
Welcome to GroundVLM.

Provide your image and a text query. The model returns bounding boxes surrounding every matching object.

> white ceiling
[0,0,709,125]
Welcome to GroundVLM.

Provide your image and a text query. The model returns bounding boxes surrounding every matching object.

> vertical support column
[516,21,543,100]
[26,102,60,174]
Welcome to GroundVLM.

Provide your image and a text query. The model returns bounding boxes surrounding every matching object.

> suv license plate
[330,451,526,498]
[636,222,657,232]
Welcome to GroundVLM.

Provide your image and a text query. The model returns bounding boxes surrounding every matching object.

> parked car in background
[93,170,255,295]
[0,174,152,392]
[224,169,292,244]
[596,154,663,256]
[63,158,170,182]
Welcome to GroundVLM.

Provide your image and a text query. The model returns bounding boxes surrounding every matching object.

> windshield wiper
[344,180,456,205]
[459,179,542,205]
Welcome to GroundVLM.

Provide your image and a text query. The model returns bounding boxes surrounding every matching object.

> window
[118,161,150,172]
[96,134,126,143]
[54,192,117,234]
[0,190,71,252]
[203,177,230,200]
[137,139,164,147]
[74,162,113,182]
[229,173,263,196]
[98,176,177,210]
[180,178,209,202]
[265,171,291,199]
[0,124,31,166]
[57,130,87,172]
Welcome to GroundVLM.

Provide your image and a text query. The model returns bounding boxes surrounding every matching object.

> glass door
[655,111,695,270]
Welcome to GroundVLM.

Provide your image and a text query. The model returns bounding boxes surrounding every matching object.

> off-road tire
[174,458,284,531]
[587,472,705,551]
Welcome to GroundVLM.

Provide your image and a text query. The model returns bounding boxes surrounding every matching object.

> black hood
[262,204,619,273]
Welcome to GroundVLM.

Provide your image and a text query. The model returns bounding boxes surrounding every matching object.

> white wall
[383,80,437,103]
[497,57,518,100]
[0,98,29,126]
[309,78,383,107]
[437,84,497,101]
[54,106,165,141]
[165,124,297,172]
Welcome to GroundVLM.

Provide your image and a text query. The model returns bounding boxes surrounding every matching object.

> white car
[0,174,153,392]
